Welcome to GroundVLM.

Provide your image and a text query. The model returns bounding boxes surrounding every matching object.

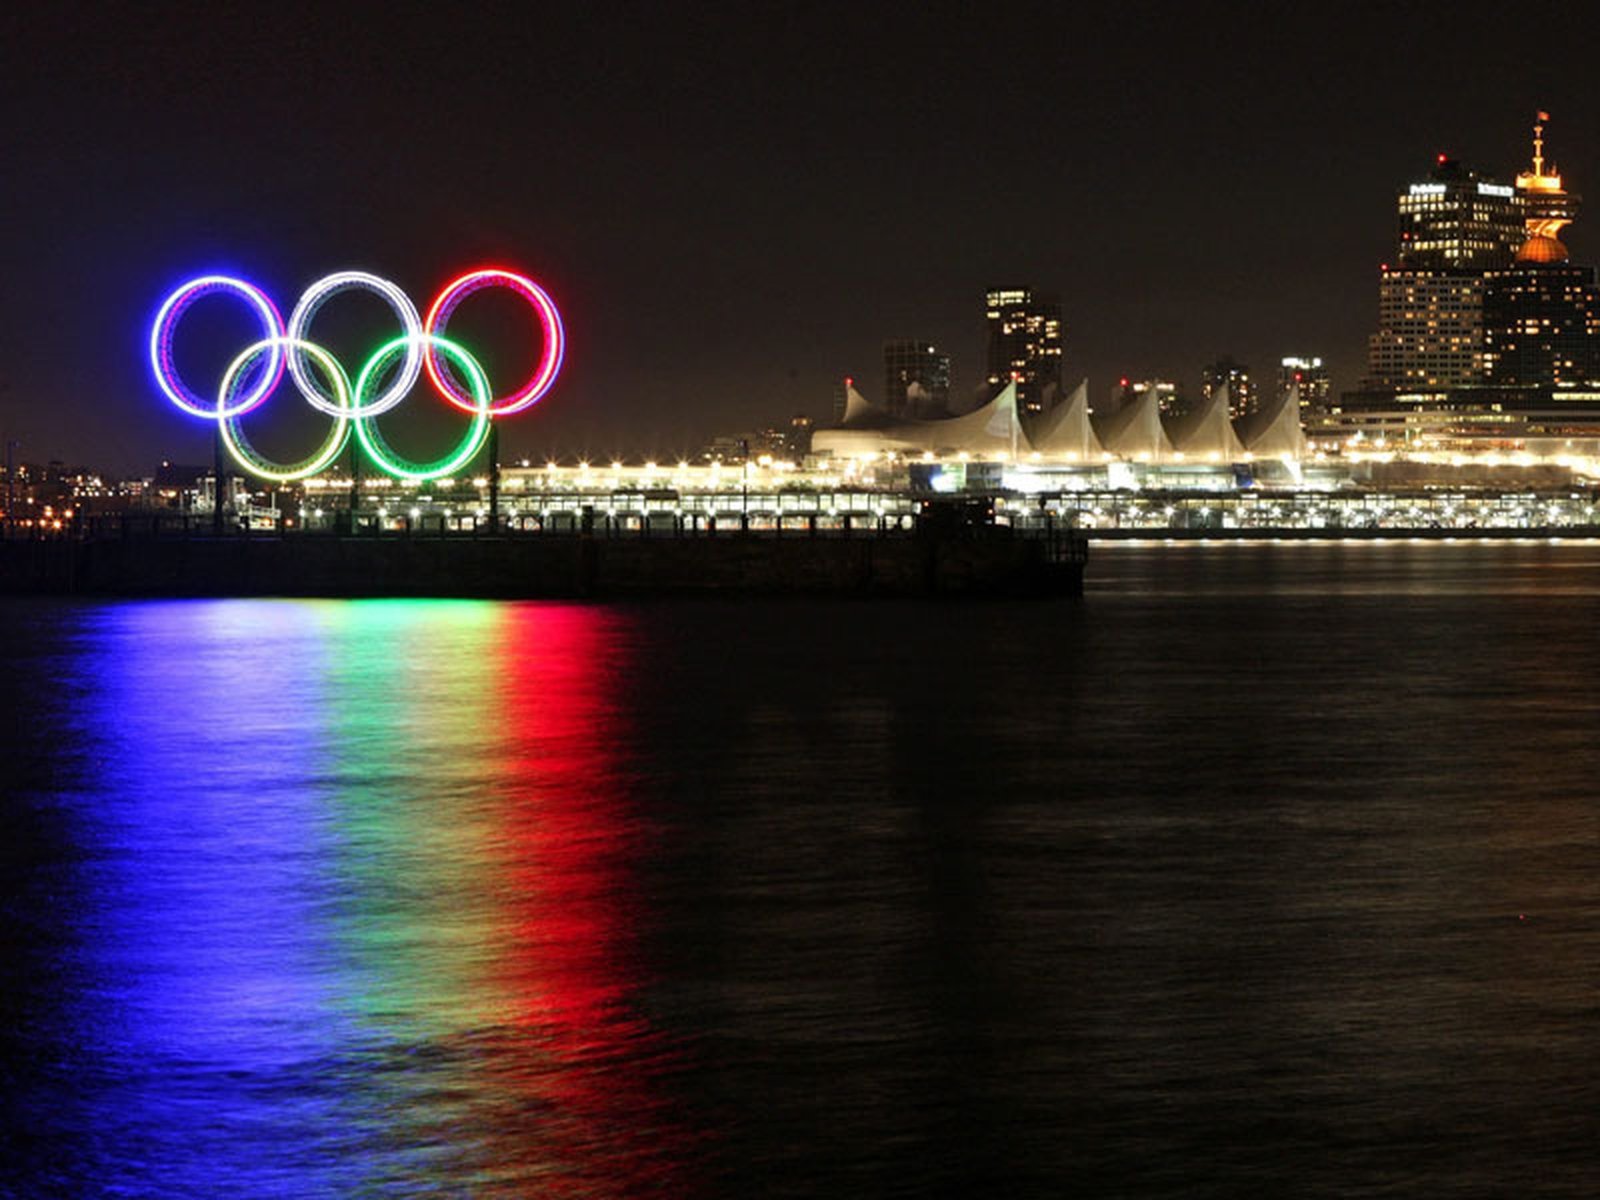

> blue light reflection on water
[7,599,688,1199]
[63,602,349,1196]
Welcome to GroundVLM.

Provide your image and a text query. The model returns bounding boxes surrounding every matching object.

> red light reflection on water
[481,603,695,1196]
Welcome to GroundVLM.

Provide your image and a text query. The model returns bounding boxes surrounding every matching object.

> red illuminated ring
[423,269,565,417]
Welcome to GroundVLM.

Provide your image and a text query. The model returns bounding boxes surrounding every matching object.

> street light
[3,436,16,536]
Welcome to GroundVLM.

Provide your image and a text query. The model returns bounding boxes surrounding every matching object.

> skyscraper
[1395,155,1525,270]
[1200,357,1255,419]
[1482,266,1600,388]
[1358,155,1526,390]
[1363,272,1486,389]
[984,287,1063,416]
[1482,114,1600,390]
[1279,357,1330,416]
[882,339,952,418]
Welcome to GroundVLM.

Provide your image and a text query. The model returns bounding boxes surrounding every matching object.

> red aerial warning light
[1119,376,1129,388]
[1437,152,1448,164]
[844,376,853,388]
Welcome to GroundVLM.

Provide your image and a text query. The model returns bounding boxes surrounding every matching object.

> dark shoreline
[0,531,1087,599]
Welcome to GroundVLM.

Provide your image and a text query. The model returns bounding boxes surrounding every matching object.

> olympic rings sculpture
[149,267,564,482]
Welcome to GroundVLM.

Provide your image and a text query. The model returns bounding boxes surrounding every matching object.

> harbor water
[4,540,1600,1197]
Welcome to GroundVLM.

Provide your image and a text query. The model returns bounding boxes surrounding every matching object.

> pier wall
[0,532,1084,599]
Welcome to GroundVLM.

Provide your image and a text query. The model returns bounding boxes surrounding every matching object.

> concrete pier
[0,528,1087,599]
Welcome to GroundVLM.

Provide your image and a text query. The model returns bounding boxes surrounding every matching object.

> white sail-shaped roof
[812,382,1023,458]
[1167,383,1246,462]
[1243,384,1308,460]
[1095,389,1175,462]
[1026,378,1104,461]
[840,382,876,425]
[920,381,1021,455]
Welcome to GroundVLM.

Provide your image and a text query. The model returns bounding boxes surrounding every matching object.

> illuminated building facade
[1355,156,1520,396]
[1200,357,1255,419]
[1359,157,1523,391]
[1279,356,1330,416]
[1396,156,1524,269]
[883,339,952,417]
[985,287,1063,416]
[1340,115,1600,441]
[1113,378,1185,418]
[1480,114,1600,392]
[1301,142,1589,442]
[1363,272,1486,389]
[1513,112,1580,263]
[1483,265,1600,388]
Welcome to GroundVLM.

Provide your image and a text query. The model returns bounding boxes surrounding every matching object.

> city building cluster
[801,112,1600,489]
[1334,114,1600,442]
[0,454,151,532]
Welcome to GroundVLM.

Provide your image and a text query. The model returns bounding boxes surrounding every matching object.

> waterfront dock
[0,517,1088,599]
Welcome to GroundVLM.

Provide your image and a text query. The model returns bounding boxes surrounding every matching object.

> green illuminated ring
[354,334,491,482]
[220,337,351,483]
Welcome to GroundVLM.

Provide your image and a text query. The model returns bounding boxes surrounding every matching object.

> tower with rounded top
[1514,111,1581,263]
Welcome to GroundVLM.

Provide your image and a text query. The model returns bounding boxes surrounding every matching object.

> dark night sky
[3,1,1598,473]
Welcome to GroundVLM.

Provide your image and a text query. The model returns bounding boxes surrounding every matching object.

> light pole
[212,425,227,535]
[488,423,500,534]
[3,435,15,537]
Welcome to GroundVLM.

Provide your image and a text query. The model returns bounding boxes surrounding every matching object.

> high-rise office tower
[1483,114,1600,389]
[1482,267,1600,387]
[1361,155,1525,390]
[1279,357,1330,416]
[1396,155,1526,270]
[882,339,952,418]
[985,287,1063,415]
[1200,357,1255,419]
[1363,272,1487,389]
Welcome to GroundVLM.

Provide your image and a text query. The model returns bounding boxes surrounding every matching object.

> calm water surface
[4,542,1600,1197]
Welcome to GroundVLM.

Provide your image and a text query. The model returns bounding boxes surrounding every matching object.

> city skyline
[4,5,1597,473]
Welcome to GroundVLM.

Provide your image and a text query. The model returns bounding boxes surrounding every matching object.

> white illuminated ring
[287,270,422,419]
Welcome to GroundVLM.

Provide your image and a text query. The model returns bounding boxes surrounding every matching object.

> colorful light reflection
[40,599,691,1197]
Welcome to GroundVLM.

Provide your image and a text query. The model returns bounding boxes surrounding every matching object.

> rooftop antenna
[1533,110,1549,177]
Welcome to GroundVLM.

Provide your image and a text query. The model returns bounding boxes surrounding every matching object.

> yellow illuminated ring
[218,337,351,483]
